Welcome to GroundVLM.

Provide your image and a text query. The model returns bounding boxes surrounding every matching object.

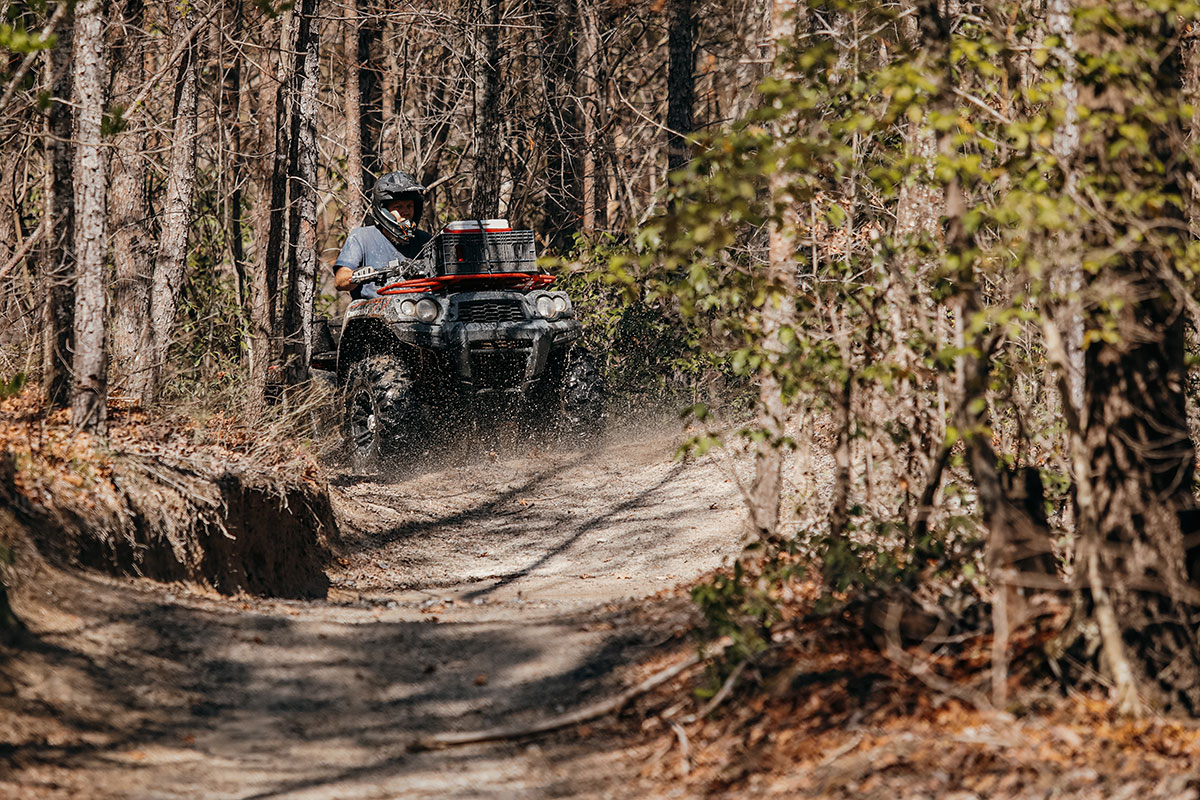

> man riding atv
[333,171,432,298]
[315,169,605,470]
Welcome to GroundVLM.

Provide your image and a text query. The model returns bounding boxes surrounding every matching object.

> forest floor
[5,413,1200,798]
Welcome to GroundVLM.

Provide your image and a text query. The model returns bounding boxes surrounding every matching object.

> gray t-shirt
[333,225,433,299]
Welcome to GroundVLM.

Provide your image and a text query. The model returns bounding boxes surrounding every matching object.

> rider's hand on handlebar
[334,266,359,292]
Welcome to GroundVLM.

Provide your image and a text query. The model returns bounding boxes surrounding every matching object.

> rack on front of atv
[377,271,557,295]
[349,218,549,293]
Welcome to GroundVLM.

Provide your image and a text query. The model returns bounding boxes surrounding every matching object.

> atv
[310,219,604,469]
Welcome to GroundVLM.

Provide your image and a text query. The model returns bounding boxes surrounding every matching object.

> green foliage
[809,511,983,601]
[0,372,26,399]
[251,0,295,17]
[162,187,248,403]
[691,546,806,660]
[101,104,128,137]
[623,0,1200,610]
[546,235,750,412]
[0,1,60,99]
[0,20,56,55]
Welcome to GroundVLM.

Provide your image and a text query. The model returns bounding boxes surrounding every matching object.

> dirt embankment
[1,401,337,601]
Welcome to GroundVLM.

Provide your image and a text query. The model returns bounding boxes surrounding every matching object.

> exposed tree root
[409,638,730,751]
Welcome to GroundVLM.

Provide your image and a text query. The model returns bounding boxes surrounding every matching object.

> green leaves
[0,373,26,400]
[691,548,806,662]
[0,21,56,55]
[101,104,128,137]
[605,0,1200,614]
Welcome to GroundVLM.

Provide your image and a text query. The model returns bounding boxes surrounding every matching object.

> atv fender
[336,317,398,379]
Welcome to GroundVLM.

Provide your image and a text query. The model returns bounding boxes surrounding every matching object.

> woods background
[0,0,764,417]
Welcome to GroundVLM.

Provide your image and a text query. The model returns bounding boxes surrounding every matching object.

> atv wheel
[562,349,605,432]
[342,354,418,471]
[529,348,605,439]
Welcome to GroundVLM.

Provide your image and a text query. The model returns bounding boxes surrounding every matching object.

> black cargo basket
[436,230,538,276]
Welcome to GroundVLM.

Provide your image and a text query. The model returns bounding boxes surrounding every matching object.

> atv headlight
[415,297,440,323]
[536,295,556,319]
[400,299,417,317]
[552,295,568,315]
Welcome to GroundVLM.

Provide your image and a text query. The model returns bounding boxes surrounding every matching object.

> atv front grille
[456,299,526,324]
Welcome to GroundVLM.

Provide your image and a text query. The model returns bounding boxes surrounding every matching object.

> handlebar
[350,265,389,286]
[350,256,425,287]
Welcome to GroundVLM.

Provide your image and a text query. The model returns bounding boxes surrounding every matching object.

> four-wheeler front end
[328,218,603,469]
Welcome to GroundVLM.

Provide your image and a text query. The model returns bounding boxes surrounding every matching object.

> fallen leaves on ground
[1,388,327,516]
[619,580,1200,799]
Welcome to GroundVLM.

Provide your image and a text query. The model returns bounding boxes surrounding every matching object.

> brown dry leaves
[1,388,324,515]
[626,583,1200,799]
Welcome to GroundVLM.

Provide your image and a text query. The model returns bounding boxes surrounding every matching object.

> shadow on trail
[460,462,687,602]
[339,443,700,606]
[1,419,723,798]
[0,567,656,799]
[235,630,644,800]
[356,447,597,541]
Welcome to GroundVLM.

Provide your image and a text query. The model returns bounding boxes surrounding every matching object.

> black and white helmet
[370,170,425,243]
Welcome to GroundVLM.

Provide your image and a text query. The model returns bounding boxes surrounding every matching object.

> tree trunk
[665,0,695,174]
[1080,82,1199,710]
[344,0,366,223]
[471,0,503,219]
[109,0,152,403]
[0,160,13,269]
[577,0,599,235]
[1073,6,1198,714]
[1188,23,1200,232]
[284,0,320,386]
[221,0,248,310]
[534,0,580,248]
[380,14,399,163]
[146,18,199,402]
[70,0,108,433]
[893,11,940,243]
[749,170,797,542]
[358,7,382,183]
[418,58,460,219]
[747,0,795,542]
[41,15,73,409]
[1046,0,1084,417]
[248,15,295,407]
[893,8,941,243]
[1081,263,1197,713]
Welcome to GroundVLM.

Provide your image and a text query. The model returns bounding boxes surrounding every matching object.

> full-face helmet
[370,170,425,243]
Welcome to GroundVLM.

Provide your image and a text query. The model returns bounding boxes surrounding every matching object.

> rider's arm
[333,232,365,293]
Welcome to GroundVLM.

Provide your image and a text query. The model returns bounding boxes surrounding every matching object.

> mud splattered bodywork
[333,288,580,394]
[313,220,600,467]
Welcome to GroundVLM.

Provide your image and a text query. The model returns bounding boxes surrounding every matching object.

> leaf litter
[612,576,1200,799]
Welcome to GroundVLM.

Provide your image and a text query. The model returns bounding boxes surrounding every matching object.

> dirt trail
[1,419,748,799]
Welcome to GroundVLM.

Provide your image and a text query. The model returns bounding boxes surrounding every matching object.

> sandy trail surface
[1,419,748,799]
